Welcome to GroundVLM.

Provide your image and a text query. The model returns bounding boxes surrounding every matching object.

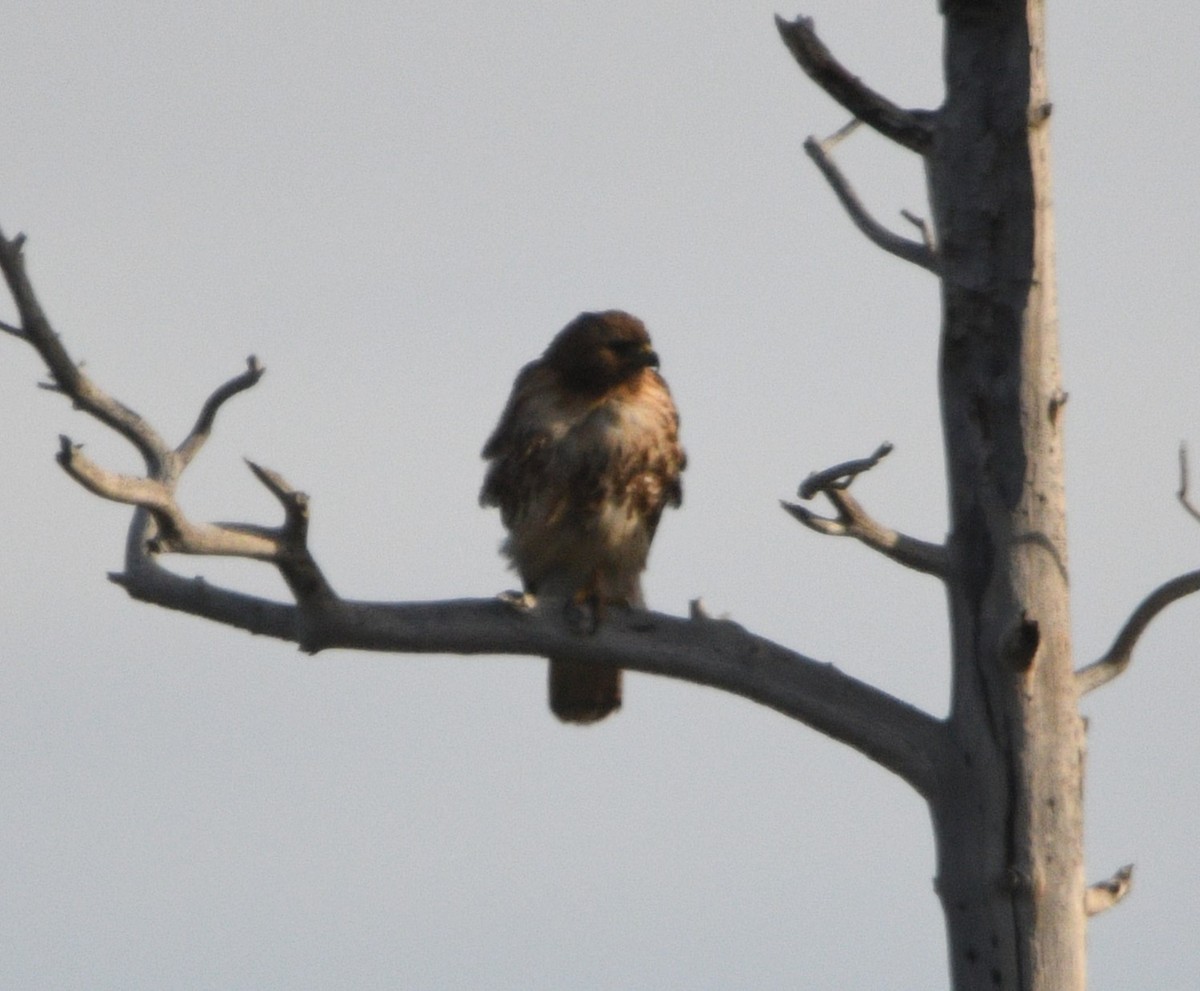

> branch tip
[900,209,936,251]
[246,458,298,501]
[175,355,269,466]
[780,499,845,536]
[1085,864,1133,917]
[799,441,893,499]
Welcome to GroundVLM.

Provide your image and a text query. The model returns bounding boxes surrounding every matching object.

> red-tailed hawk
[480,311,686,723]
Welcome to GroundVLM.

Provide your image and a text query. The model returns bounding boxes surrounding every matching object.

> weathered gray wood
[783,1,1089,986]
[932,2,1085,988]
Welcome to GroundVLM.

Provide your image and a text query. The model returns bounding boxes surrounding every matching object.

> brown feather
[481,311,685,722]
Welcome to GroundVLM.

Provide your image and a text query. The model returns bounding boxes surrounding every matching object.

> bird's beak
[639,348,660,369]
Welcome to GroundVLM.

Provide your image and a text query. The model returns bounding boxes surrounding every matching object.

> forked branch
[782,442,948,577]
[0,226,334,605]
[1,227,948,795]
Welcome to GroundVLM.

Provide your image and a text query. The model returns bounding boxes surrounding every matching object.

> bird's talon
[498,590,536,612]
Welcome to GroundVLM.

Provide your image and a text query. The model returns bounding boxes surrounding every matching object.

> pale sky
[2,3,1199,989]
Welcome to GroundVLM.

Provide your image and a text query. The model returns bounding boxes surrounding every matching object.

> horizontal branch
[110,557,946,795]
[804,134,939,273]
[775,15,934,154]
[1075,569,1200,694]
[4,224,947,800]
[111,559,299,641]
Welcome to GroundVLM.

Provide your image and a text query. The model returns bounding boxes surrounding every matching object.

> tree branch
[176,356,265,467]
[803,132,939,273]
[1075,570,1200,694]
[0,227,170,473]
[0,226,332,605]
[775,15,934,155]
[2,228,951,798]
[56,433,331,596]
[1084,864,1133,917]
[782,443,948,577]
[108,557,947,794]
[1076,444,1200,692]
[797,440,894,498]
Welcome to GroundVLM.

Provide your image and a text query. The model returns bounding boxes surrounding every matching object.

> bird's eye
[609,340,640,355]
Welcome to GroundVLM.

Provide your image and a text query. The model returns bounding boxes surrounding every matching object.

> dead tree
[2,3,1197,989]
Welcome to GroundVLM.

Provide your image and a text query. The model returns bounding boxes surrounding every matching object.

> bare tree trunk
[783,0,1088,986]
[931,1,1085,988]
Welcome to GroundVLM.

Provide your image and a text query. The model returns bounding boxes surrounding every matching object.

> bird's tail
[548,659,621,724]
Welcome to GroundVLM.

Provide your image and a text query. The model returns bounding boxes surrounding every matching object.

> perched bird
[480,311,686,723]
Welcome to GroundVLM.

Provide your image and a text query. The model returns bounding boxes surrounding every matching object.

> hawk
[480,311,686,723]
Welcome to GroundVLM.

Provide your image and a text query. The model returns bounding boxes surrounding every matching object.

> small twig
[775,15,934,155]
[901,210,937,252]
[804,137,939,274]
[784,443,947,578]
[1084,864,1133,917]
[245,459,315,545]
[821,118,862,151]
[1075,570,1200,694]
[243,460,332,603]
[1177,443,1200,524]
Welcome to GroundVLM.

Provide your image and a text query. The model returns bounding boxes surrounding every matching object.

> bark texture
[931,3,1085,989]
[781,0,1093,986]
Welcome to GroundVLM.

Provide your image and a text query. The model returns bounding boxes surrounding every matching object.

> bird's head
[543,310,660,393]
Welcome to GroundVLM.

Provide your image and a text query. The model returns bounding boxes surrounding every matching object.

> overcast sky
[2,3,1199,989]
